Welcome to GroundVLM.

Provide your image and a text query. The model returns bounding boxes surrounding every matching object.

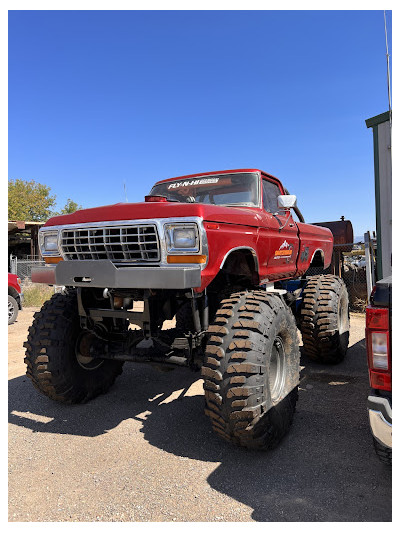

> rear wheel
[299,274,350,364]
[24,291,124,404]
[202,290,300,450]
[8,295,18,325]
[373,437,392,466]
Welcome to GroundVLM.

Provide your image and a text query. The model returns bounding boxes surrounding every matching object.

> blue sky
[8,10,391,236]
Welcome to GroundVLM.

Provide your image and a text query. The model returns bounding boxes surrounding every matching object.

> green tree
[8,179,56,222]
[59,198,82,215]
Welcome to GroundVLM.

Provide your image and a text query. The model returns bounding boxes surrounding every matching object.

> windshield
[149,172,260,206]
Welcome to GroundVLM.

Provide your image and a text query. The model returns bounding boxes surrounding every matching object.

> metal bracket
[264,283,287,296]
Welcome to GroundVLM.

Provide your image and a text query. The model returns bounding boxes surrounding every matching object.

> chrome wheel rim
[269,336,286,402]
[8,301,14,320]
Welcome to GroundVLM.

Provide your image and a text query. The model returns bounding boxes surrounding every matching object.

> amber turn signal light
[167,255,207,264]
[44,256,64,264]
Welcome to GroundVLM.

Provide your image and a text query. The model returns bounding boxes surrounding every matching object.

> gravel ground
[8,308,392,522]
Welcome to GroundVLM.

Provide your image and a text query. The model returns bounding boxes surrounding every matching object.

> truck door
[258,178,299,281]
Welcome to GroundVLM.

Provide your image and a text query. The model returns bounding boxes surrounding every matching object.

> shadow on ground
[9,338,391,521]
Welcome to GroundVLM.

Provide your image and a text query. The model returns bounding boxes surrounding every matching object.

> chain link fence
[9,255,45,281]
[307,242,373,312]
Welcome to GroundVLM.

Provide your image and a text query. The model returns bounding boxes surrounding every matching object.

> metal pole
[364,231,375,303]
[384,11,392,124]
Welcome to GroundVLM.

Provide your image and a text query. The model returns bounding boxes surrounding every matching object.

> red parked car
[8,273,23,325]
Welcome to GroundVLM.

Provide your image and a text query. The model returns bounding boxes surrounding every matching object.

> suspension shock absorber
[190,289,201,333]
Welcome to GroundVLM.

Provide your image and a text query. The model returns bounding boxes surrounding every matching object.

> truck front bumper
[32,260,202,289]
[368,396,392,448]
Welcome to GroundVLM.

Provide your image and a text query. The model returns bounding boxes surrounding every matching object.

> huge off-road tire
[24,291,124,404]
[201,290,300,450]
[299,274,350,364]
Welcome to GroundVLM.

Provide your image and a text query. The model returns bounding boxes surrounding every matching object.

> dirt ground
[8,308,392,522]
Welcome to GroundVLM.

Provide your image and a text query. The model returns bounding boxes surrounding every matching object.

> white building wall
[377,120,392,278]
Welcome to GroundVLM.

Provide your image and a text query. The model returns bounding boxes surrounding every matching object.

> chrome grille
[60,224,160,262]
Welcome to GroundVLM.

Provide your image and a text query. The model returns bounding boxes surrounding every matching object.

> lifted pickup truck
[26,169,350,449]
[366,276,392,465]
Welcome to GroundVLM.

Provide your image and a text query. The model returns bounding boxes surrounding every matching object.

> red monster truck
[26,169,350,449]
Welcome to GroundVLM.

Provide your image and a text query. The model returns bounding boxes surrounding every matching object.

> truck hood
[44,202,264,228]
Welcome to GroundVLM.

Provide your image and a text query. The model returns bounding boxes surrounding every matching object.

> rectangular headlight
[39,231,60,256]
[44,234,58,251]
[165,223,199,253]
[173,228,197,248]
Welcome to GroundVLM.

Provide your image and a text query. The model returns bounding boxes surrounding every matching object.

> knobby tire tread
[202,290,299,450]
[24,291,123,404]
[300,274,350,364]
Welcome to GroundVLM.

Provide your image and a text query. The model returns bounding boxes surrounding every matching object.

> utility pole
[384,11,391,124]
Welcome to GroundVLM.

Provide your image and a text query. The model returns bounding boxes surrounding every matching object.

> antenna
[123,181,128,203]
[384,11,392,124]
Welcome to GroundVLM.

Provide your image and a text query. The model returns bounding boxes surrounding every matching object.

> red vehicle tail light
[366,306,389,330]
[370,331,389,370]
[366,305,391,391]
[369,371,391,390]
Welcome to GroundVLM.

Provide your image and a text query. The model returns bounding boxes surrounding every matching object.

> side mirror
[277,194,297,210]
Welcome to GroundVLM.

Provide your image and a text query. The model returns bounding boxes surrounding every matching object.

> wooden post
[30,226,39,258]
